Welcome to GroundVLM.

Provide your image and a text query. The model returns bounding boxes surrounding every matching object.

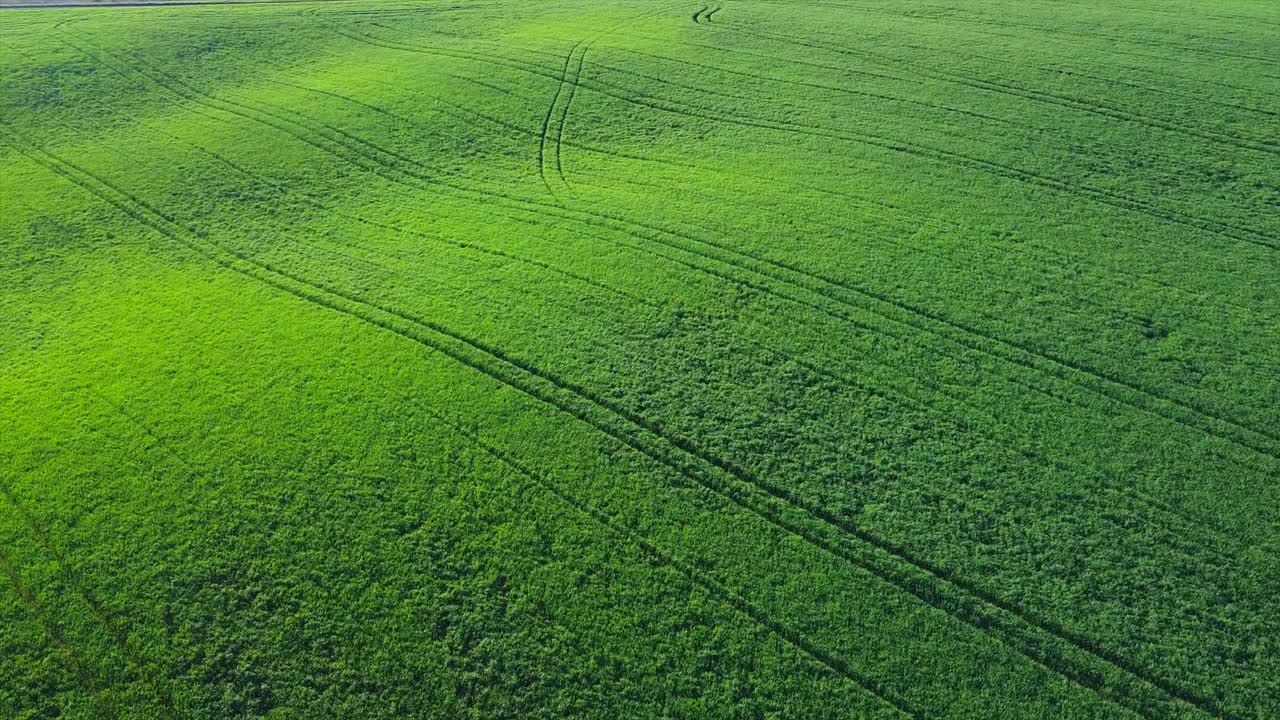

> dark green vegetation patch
[1,0,1278,717]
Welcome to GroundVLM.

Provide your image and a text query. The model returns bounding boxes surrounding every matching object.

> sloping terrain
[1,1,1278,717]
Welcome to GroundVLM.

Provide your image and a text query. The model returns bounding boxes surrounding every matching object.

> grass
[1,0,1278,717]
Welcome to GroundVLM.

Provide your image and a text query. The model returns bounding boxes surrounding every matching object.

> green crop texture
[1,0,1278,717]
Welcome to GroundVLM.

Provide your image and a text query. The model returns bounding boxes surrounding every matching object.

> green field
[1,0,1278,717]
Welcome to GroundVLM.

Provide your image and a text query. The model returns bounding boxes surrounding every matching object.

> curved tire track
[537,40,581,199]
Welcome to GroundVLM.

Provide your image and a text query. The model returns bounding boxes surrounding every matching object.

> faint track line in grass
[259,76,423,128]
[867,35,1280,124]
[198,138,648,307]
[918,5,1280,68]
[1041,64,1280,120]
[120,91,659,313]
[576,47,761,102]
[385,20,909,84]
[2,127,1234,720]
[88,388,200,476]
[628,30,912,83]
[573,149,1274,329]
[719,18,1280,158]
[894,42,1280,157]
[732,0,1280,68]
[405,407,923,719]
[0,481,181,719]
[721,8,1280,154]
[609,45,1028,130]
[54,32,485,191]
[566,128,1276,330]
[0,543,121,719]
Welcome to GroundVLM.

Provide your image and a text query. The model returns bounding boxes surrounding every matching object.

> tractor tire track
[345,22,1280,260]
[93,359,920,720]
[69,27,1280,469]
[79,14,1280,457]
[566,160,1277,489]
[734,0,1280,68]
[893,41,1280,156]
[551,42,588,196]
[297,17,1277,538]
[925,6,1280,68]
[631,31,913,83]
[1,128,1230,720]
[558,109,1271,322]
[560,164,1280,479]
[72,28,1280,466]
[601,33,1280,207]
[436,23,910,84]
[539,0,688,198]
[537,40,581,199]
[481,94,1280,462]
[612,45,1030,131]
[329,59,1030,269]
[723,20,1280,158]
[1042,64,1280,120]
[115,106,1053,529]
